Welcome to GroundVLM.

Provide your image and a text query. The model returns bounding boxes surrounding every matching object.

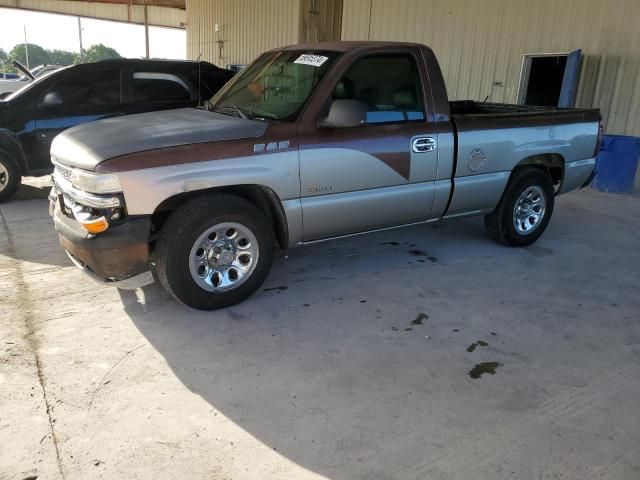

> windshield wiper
[244,108,279,121]
[212,104,248,120]
[211,104,279,122]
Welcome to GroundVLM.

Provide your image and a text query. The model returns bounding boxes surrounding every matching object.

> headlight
[70,169,122,194]
[53,164,122,209]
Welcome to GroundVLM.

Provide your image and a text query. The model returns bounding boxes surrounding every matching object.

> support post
[23,26,29,69]
[144,4,150,59]
[77,17,83,62]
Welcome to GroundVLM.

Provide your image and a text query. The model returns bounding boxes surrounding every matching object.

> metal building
[186,0,639,138]
[186,0,342,66]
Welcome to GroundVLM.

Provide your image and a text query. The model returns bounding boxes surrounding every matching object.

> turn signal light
[79,216,109,234]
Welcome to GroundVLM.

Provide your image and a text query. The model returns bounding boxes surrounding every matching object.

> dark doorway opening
[517,50,582,107]
[525,56,567,106]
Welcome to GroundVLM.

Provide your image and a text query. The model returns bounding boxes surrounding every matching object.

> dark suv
[0,58,233,202]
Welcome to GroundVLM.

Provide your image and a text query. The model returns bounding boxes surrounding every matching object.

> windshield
[209,50,339,121]
[5,66,68,101]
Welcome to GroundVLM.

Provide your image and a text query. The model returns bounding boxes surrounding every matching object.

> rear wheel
[484,168,554,246]
[155,193,275,310]
[0,149,21,203]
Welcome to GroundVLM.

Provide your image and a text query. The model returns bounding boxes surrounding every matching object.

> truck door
[298,50,439,242]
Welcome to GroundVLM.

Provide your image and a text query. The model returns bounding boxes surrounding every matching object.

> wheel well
[150,185,289,250]
[0,132,27,174]
[514,154,564,189]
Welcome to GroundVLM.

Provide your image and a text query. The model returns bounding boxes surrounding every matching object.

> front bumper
[50,193,154,289]
[64,251,154,289]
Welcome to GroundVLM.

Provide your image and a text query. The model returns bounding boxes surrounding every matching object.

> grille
[53,161,73,183]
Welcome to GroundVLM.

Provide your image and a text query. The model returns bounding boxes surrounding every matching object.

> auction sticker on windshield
[294,54,329,67]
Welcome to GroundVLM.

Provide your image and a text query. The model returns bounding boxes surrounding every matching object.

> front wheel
[484,168,555,246]
[0,149,22,203]
[155,193,275,310]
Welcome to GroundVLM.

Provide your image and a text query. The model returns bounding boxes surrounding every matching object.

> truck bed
[441,99,601,219]
[449,101,600,130]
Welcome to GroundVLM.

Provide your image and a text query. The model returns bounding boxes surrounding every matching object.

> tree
[78,44,122,64]
[47,49,76,66]
[9,43,51,69]
[0,48,11,77]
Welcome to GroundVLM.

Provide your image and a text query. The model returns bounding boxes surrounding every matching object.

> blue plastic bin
[592,135,640,193]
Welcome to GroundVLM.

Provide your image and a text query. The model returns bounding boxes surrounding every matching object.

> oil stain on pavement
[411,313,429,325]
[263,285,289,292]
[466,340,489,352]
[408,250,439,263]
[468,362,501,379]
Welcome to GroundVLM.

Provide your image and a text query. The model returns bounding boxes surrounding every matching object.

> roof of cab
[55,58,233,75]
[273,41,425,53]
[90,58,218,67]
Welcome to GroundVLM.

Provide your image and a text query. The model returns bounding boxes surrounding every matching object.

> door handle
[412,136,436,153]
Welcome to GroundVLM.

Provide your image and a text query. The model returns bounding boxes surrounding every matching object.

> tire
[155,193,276,310]
[484,168,554,246]
[0,149,22,204]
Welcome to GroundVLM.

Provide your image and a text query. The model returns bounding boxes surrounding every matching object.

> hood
[51,108,268,171]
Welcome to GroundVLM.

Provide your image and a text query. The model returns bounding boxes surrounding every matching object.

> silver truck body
[52,109,597,246]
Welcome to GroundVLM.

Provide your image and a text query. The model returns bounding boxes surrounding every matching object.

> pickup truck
[48,41,601,310]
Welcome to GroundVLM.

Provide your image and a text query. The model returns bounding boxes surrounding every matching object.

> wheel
[484,168,554,246]
[155,193,275,310]
[0,149,22,203]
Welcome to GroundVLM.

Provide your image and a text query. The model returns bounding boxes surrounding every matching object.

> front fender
[0,129,27,174]
[116,150,300,216]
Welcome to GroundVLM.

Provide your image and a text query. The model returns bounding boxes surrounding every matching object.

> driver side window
[332,54,425,125]
[39,69,121,107]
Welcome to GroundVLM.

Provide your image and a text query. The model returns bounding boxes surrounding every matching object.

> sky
[0,7,186,60]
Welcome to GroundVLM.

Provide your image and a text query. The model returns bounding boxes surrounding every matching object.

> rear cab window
[132,71,192,103]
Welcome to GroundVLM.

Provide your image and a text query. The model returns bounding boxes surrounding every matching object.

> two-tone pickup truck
[49,41,602,310]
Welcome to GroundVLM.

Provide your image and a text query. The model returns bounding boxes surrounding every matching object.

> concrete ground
[1,178,639,480]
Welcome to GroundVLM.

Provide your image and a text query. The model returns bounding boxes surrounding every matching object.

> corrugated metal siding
[299,0,343,43]
[186,0,300,67]
[0,0,186,28]
[341,0,640,136]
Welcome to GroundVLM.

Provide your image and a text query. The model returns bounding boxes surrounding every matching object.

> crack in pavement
[0,208,66,480]
[87,343,145,414]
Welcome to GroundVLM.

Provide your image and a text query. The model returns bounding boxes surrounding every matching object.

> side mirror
[318,99,367,128]
[41,92,63,106]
